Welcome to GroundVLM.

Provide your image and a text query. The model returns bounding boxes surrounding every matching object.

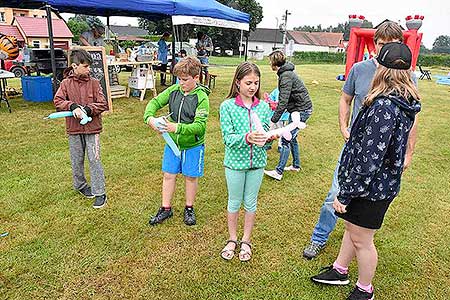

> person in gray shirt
[80,18,105,47]
[303,21,419,260]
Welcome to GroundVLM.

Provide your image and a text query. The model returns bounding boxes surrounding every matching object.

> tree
[67,15,90,42]
[206,0,263,55]
[138,0,263,55]
[420,43,431,55]
[235,0,263,32]
[138,18,172,35]
[432,35,450,54]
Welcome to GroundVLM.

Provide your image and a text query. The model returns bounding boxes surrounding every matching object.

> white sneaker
[284,165,301,172]
[264,169,282,180]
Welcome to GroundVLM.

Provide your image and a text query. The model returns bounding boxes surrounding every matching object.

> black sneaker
[93,194,107,209]
[311,266,350,285]
[149,207,173,225]
[184,207,196,226]
[78,186,95,198]
[303,242,325,260]
[347,286,374,300]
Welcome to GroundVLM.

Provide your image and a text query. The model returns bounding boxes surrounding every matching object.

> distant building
[287,31,345,53]
[0,8,72,50]
[13,16,73,50]
[248,28,285,56]
[109,25,149,42]
[248,28,345,56]
[0,24,25,47]
[0,7,58,25]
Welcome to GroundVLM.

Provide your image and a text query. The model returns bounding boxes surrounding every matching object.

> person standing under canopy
[80,17,105,47]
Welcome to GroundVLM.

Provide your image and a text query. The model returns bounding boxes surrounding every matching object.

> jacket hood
[387,94,421,119]
[192,83,211,95]
[277,61,295,75]
[63,67,91,82]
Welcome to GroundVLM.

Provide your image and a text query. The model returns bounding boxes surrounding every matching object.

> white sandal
[239,241,252,262]
[220,240,238,261]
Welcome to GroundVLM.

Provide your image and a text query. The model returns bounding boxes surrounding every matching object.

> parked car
[4,53,28,77]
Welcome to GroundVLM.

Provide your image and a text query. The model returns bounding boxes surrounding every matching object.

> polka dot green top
[219,96,272,170]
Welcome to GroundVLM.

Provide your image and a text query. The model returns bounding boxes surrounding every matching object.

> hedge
[417,54,450,67]
[292,51,346,64]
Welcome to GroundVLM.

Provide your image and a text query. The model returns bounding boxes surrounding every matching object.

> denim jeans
[198,56,209,76]
[310,146,344,246]
[275,109,312,174]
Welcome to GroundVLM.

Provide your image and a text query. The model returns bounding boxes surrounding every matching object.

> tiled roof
[116,35,150,41]
[14,16,73,38]
[249,28,284,43]
[110,25,148,37]
[287,31,344,47]
[0,25,24,41]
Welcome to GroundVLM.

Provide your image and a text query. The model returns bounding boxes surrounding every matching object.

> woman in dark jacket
[311,43,421,300]
[264,50,313,181]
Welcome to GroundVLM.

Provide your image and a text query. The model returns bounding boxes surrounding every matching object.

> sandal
[220,240,238,261]
[239,241,252,262]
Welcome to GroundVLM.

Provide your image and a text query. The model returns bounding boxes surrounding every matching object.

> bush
[417,54,450,67]
[292,51,346,64]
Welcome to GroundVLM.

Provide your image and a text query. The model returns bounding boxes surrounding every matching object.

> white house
[248,28,345,56]
[247,28,285,56]
[287,31,345,53]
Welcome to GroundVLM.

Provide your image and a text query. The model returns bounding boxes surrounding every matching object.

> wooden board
[70,46,113,112]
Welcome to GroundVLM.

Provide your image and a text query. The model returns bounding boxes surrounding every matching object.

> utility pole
[274,17,279,50]
[282,10,291,53]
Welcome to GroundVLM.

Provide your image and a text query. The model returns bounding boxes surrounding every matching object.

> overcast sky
[255,0,450,48]
[67,0,449,49]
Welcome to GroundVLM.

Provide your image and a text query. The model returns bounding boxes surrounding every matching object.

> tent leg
[239,30,243,59]
[106,16,110,40]
[244,34,248,61]
[171,24,176,84]
[45,5,58,93]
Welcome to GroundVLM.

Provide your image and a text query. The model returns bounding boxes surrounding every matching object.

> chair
[208,73,217,89]
[418,65,432,80]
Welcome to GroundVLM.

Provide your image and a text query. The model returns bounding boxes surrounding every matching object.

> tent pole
[239,30,243,59]
[171,23,176,84]
[180,25,183,51]
[45,4,58,93]
[106,16,110,40]
[244,34,248,61]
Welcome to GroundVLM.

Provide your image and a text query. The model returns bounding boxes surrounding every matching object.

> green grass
[1,64,449,300]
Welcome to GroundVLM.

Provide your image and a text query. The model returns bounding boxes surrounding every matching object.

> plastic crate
[21,76,53,102]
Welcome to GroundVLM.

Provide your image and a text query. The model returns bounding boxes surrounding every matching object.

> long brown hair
[365,66,420,106]
[226,62,261,99]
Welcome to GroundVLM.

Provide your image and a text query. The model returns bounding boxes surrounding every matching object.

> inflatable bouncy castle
[343,15,423,79]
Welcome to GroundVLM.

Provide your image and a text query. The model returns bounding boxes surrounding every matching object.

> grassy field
[1,63,449,300]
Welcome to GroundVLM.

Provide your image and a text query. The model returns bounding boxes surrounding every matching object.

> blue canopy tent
[0,0,249,87]
[2,0,249,25]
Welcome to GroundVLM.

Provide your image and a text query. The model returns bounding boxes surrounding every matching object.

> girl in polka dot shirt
[219,62,272,262]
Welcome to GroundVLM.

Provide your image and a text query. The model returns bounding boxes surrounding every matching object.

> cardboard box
[128,76,154,89]
[115,53,128,62]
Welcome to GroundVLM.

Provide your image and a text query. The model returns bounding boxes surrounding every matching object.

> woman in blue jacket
[311,43,421,300]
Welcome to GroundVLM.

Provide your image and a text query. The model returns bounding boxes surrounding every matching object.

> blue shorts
[162,144,205,177]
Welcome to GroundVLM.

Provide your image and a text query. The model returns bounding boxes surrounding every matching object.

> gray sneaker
[78,186,95,198]
[93,194,107,209]
[303,242,325,260]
